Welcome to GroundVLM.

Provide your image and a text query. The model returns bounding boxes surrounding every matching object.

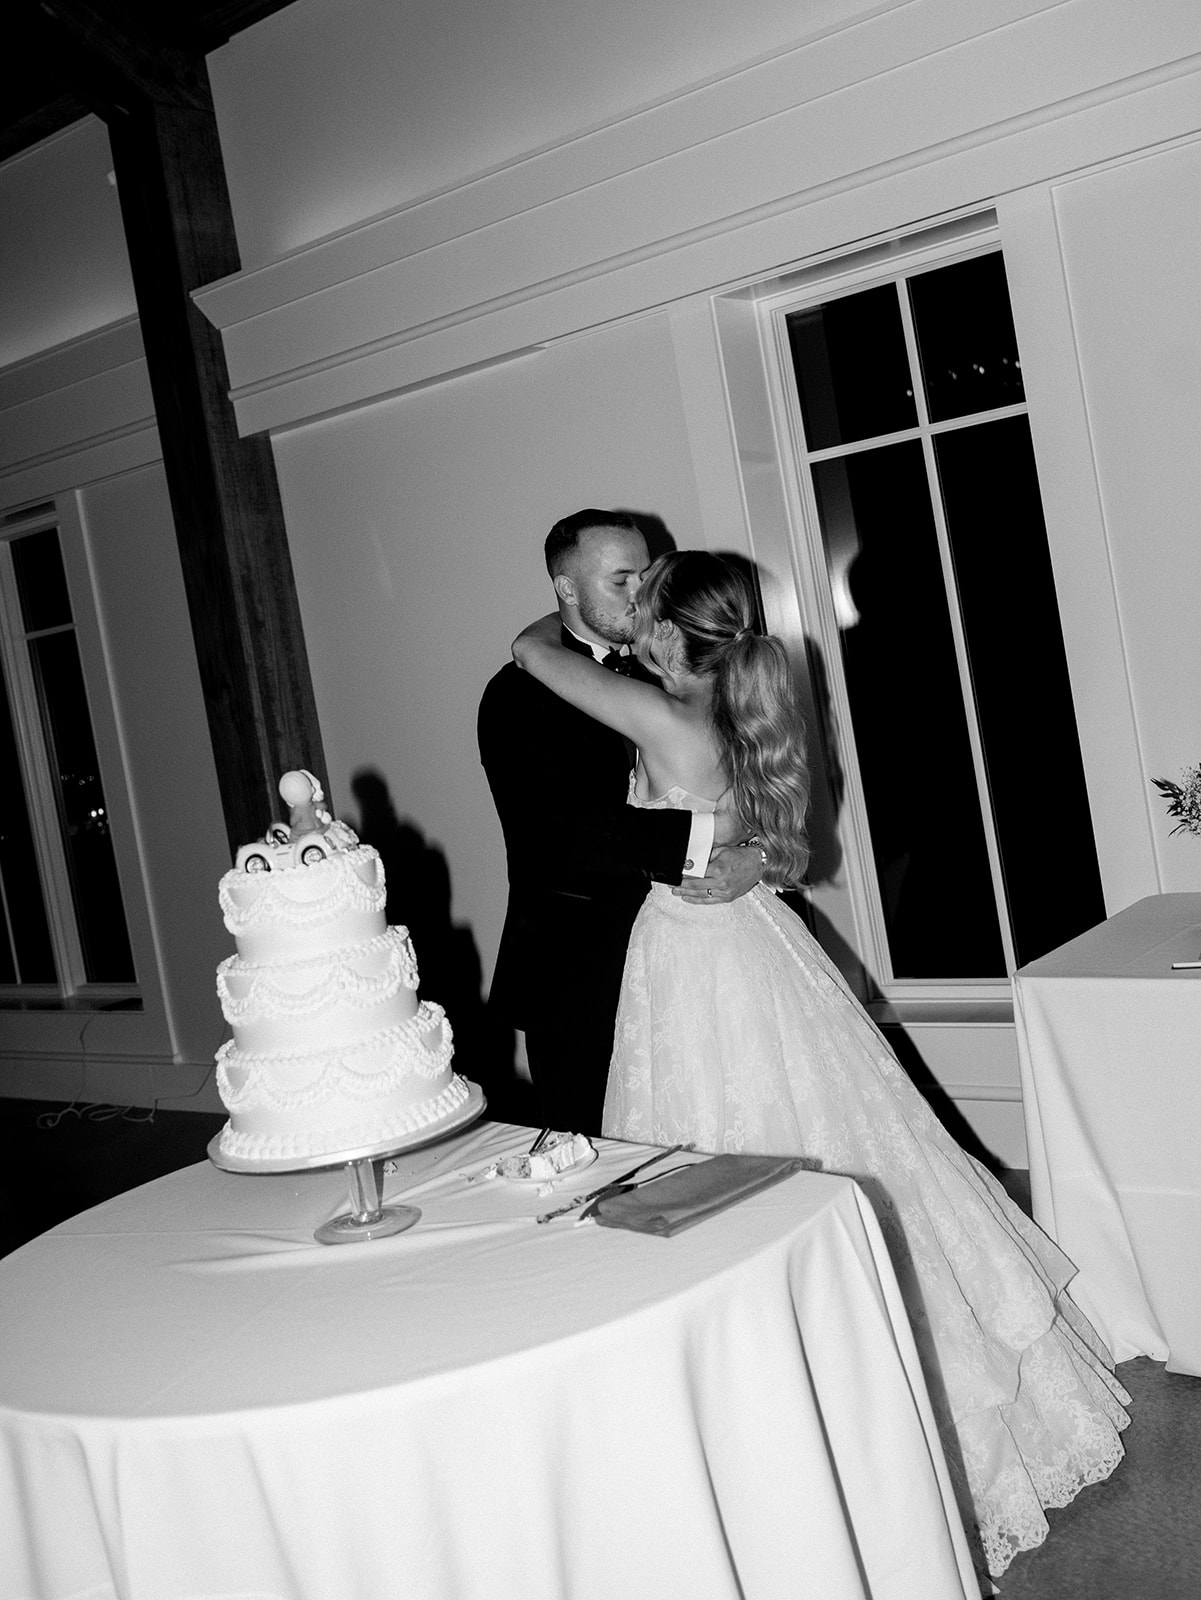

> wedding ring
[707,888,713,897]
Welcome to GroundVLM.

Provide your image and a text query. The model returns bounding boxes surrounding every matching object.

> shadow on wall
[615,508,676,563]
[348,768,536,1126]
[886,1026,1006,1176]
[799,895,1005,1173]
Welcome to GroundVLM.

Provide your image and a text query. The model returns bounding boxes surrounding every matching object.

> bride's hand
[673,843,765,904]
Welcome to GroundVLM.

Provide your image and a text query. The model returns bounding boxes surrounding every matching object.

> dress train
[602,787,1129,1577]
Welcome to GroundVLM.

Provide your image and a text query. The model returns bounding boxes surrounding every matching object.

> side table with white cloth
[1013,892,1201,1376]
[0,1120,978,1600]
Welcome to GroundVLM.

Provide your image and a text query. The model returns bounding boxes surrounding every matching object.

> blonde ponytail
[635,553,809,886]
[712,634,809,887]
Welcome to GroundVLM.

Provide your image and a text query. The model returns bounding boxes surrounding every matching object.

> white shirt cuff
[681,811,715,878]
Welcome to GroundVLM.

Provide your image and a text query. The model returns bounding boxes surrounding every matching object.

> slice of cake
[214,771,470,1164]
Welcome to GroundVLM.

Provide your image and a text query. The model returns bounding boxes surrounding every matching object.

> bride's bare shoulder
[638,715,726,802]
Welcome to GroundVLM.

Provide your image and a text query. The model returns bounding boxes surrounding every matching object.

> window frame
[0,494,141,1008]
[758,226,1057,1004]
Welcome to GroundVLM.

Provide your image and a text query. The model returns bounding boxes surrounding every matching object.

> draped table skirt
[0,1120,977,1600]
[1014,893,1201,1375]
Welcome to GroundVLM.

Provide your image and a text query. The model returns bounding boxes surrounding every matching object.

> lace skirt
[603,884,1130,1577]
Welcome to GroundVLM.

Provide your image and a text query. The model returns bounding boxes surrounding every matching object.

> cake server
[536,1144,685,1224]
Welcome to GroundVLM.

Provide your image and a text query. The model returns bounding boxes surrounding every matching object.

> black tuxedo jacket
[478,628,691,1033]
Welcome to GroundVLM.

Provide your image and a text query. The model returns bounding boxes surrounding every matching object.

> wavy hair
[634,552,809,886]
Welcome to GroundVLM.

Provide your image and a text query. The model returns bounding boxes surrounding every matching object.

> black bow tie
[602,648,635,675]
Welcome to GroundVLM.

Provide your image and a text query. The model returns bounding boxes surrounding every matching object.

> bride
[512,549,1129,1580]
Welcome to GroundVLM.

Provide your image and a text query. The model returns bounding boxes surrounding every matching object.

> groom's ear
[553,572,576,608]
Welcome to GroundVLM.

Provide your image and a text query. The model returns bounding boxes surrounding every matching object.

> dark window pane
[787,285,917,450]
[813,442,1006,978]
[936,419,1105,965]
[28,633,135,983]
[11,528,73,633]
[909,254,1025,422]
[0,663,56,983]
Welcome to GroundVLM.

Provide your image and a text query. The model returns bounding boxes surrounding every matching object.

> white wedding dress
[602,778,1130,1579]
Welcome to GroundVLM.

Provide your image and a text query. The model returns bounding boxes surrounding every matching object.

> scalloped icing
[217,1072,471,1164]
[220,844,385,929]
[215,840,461,1162]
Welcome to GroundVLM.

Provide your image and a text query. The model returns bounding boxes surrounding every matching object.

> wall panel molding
[205,0,1064,314]
[192,2,1201,434]
[0,317,160,504]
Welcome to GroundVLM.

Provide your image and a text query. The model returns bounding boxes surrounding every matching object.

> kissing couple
[478,508,1128,1578]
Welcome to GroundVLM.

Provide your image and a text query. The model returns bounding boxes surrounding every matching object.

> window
[0,507,136,999]
[777,246,1104,985]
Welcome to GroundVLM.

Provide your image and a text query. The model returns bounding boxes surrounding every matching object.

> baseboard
[0,1054,221,1115]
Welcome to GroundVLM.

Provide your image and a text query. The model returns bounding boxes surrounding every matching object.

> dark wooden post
[37,1,326,855]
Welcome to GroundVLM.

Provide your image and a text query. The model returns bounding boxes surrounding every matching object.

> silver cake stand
[207,1079,486,1245]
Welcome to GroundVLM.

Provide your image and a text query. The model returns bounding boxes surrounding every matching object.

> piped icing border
[219,845,385,933]
[217,927,419,1019]
[216,1073,472,1163]
[216,1002,454,1108]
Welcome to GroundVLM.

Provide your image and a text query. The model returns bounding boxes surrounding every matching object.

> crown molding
[0,318,160,502]
[191,1,1201,434]
[199,0,1060,320]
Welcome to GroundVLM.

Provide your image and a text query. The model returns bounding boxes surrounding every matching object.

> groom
[477,508,763,1135]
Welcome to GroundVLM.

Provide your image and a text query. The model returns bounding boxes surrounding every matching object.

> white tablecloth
[1013,892,1201,1375]
[0,1120,977,1600]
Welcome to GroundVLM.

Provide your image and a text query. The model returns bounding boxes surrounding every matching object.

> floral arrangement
[1151,764,1201,838]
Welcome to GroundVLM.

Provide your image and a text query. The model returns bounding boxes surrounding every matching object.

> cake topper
[279,768,332,839]
[233,769,357,873]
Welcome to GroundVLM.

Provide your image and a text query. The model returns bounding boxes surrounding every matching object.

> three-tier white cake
[213,772,470,1165]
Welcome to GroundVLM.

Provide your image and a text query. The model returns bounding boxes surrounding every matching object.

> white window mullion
[803,401,1029,468]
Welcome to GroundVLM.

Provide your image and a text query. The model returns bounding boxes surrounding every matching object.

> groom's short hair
[544,508,641,576]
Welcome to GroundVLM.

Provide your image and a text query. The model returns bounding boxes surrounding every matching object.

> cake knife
[536,1144,685,1224]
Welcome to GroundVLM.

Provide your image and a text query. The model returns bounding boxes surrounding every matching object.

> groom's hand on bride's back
[673,843,764,904]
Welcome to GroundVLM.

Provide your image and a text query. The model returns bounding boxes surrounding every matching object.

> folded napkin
[587,1153,807,1236]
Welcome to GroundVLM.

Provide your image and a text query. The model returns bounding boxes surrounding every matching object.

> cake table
[1013,892,1201,1374]
[0,1120,978,1600]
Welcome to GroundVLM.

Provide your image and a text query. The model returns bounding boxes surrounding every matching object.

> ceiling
[2,1,298,164]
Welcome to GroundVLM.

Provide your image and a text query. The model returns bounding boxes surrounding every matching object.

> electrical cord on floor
[33,1013,157,1130]
[35,1101,156,1130]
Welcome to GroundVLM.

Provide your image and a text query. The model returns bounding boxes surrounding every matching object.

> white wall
[1051,140,1201,892]
[272,313,707,975]
[0,119,135,370]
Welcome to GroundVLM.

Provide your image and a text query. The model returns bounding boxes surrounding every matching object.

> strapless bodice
[625,769,718,815]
